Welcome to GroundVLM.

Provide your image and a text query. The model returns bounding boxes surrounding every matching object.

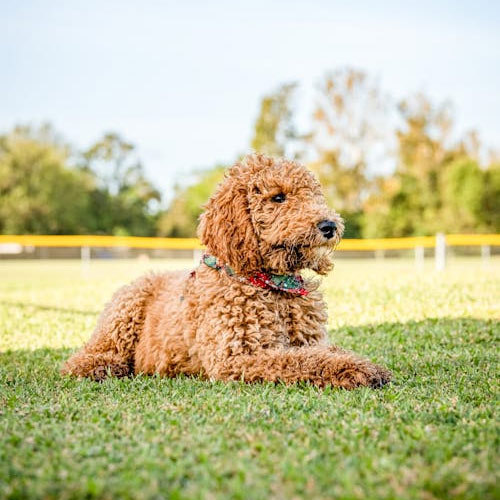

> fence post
[81,245,91,276]
[193,249,203,266]
[415,245,424,269]
[435,233,446,271]
[481,245,490,267]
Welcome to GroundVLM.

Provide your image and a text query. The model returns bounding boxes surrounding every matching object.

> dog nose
[317,220,337,239]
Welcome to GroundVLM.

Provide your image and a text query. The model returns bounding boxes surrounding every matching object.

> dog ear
[198,168,262,275]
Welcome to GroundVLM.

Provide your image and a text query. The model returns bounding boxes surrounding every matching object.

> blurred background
[1,0,499,259]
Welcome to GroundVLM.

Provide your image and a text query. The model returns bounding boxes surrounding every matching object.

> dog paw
[334,360,391,390]
[369,363,392,388]
[91,363,131,382]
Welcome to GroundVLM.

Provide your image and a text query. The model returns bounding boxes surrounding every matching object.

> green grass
[0,257,498,500]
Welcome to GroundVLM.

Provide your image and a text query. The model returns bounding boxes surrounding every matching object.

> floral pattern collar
[202,253,309,296]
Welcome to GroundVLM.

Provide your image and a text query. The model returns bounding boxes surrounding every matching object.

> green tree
[362,93,497,237]
[81,133,161,236]
[362,95,447,237]
[0,125,92,234]
[251,83,299,158]
[442,159,500,233]
[481,164,500,231]
[157,166,225,237]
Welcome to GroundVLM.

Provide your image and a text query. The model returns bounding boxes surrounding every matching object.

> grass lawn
[0,257,498,500]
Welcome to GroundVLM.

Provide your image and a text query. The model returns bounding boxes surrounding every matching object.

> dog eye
[271,193,286,203]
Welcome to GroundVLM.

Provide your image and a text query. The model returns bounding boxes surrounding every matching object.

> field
[0,257,498,500]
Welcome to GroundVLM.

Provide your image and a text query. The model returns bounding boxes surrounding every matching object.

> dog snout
[317,219,337,240]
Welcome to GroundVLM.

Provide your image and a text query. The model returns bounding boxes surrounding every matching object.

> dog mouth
[269,240,337,274]
[271,242,333,251]
[270,241,337,263]
[271,241,332,263]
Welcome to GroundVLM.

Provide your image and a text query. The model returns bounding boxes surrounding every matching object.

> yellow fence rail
[0,234,499,251]
[0,235,203,250]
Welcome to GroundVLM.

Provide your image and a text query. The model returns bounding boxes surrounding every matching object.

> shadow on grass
[0,300,99,316]
[0,317,496,390]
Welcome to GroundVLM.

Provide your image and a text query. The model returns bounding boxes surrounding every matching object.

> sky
[2,0,499,195]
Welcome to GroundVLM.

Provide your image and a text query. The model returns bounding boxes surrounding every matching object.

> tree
[309,68,389,236]
[251,83,300,158]
[157,166,225,237]
[362,93,498,236]
[0,125,93,234]
[482,164,500,231]
[80,133,161,236]
[442,159,500,233]
[82,133,137,193]
[0,126,163,236]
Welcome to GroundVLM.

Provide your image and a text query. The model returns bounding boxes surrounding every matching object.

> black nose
[317,220,337,239]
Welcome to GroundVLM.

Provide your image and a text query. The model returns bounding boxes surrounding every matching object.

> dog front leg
[204,345,391,390]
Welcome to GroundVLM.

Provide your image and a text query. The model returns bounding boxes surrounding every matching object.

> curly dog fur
[62,154,391,389]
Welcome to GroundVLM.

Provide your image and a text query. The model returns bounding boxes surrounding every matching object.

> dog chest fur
[133,265,328,377]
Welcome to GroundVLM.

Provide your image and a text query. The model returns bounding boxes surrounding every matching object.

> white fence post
[435,233,446,271]
[81,245,91,276]
[481,245,490,267]
[193,249,203,266]
[415,245,424,269]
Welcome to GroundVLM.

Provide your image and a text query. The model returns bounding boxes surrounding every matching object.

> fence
[0,233,499,270]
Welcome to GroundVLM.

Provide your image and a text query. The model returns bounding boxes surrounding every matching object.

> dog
[62,154,391,389]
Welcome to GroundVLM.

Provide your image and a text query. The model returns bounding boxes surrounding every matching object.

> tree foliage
[363,94,499,236]
[0,125,91,234]
[80,133,161,236]
[157,166,225,237]
[251,83,299,158]
[0,125,161,236]
[310,68,389,213]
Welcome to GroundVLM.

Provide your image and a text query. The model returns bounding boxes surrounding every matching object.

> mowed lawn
[0,257,498,500]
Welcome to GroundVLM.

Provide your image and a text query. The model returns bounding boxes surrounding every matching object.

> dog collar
[202,254,309,296]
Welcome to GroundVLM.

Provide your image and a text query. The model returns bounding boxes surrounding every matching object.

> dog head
[198,154,344,276]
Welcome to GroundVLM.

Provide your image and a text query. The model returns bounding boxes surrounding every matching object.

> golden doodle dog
[62,154,391,389]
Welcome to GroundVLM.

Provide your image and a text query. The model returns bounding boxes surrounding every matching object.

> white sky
[2,0,499,195]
